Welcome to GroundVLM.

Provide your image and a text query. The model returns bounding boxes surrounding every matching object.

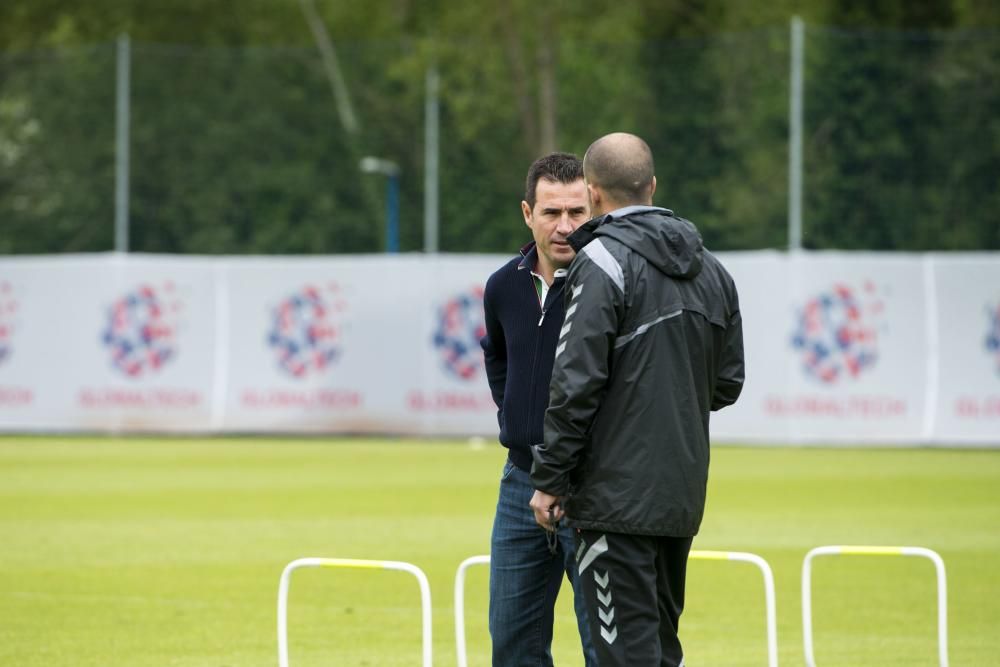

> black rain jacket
[531,207,744,537]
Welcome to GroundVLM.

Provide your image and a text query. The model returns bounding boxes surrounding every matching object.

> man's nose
[556,212,574,233]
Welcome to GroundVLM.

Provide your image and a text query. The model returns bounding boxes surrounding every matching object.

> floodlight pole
[387,170,400,253]
[115,34,131,253]
[360,157,401,253]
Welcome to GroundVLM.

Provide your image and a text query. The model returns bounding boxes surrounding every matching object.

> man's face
[522,178,590,270]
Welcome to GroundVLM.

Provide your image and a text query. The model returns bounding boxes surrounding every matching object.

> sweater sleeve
[480,271,507,415]
[531,243,623,495]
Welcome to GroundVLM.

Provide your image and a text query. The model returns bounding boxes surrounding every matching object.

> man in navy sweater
[481,152,597,666]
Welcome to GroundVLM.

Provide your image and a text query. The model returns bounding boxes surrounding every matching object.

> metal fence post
[424,66,440,254]
[789,16,804,251]
[115,34,131,253]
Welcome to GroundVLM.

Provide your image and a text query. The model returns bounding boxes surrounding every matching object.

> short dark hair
[524,152,584,208]
[583,133,655,205]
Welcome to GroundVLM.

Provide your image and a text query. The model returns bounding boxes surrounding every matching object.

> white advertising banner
[780,253,927,443]
[710,252,928,443]
[222,257,378,433]
[0,251,998,446]
[0,255,217,432]
[0,257,62,429]
[931,255,1000,443]
[404,256,504,436]
[220,255,505,434]
[708,251,790,442]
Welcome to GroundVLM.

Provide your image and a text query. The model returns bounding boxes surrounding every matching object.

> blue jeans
[489,459,597,667]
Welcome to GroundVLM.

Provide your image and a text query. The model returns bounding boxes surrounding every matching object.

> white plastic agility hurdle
[277,557,432,667]
[454,550,777,667]
[689,550,779,667]
[802,545,948,667]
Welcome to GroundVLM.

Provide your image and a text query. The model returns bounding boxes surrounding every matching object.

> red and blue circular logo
[267,284,345,378]
[986,301,1000,376]
[0,281,15,366]
[101,283,180,378]
[433,287,486,381]
[791,282,884,384]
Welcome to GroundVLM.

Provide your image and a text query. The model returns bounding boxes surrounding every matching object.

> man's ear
[587,183,601,209]
[649,176,657,201]
[521,201,533,227]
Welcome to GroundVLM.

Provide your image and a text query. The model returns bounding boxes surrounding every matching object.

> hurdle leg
[690,550,779,667]
[454,555,491,667]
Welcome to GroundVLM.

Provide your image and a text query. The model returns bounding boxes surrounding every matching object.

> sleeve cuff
[529,444,570,496]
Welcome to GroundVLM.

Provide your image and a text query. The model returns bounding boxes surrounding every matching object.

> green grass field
[1,437,998,666]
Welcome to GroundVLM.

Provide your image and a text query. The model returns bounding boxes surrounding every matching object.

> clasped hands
[529,489,565,532]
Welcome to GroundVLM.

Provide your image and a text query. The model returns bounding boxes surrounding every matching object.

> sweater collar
[517,241,537,271]
[517,242,567,283]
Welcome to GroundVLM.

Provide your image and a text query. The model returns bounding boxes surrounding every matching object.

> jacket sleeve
[480,274,507,413]
[531,248,623,496]
[711,286,745,411]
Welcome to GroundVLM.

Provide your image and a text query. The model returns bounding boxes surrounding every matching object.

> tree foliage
[1,0,998,254]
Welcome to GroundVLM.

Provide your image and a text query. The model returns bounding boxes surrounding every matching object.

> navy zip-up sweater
[481,243,567,471]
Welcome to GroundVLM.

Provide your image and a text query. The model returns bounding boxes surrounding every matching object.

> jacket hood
[569,208,704,279]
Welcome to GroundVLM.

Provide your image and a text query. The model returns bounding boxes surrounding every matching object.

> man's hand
[530,489,565,531]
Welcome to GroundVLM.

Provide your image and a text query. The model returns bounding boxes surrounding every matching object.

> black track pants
[573,529,694,667]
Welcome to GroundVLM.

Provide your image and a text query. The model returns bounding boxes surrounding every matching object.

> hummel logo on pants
[574,530,694,667]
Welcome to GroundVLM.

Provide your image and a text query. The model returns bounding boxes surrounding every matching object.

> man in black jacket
[530,133,745,666]
[481,152,597,666]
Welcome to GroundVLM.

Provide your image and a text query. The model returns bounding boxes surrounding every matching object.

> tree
[1,0,998,254]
